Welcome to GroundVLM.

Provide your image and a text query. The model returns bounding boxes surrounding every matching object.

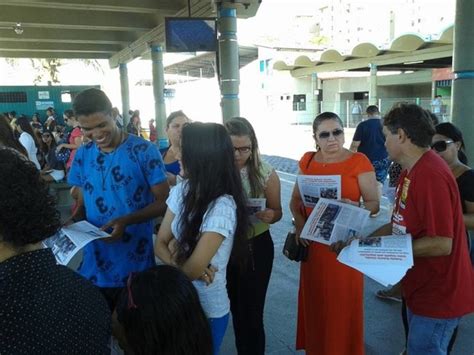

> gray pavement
[220,155,474,355]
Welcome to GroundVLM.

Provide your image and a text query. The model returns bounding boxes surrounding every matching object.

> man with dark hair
[350,105,390,184]
[0,148,111,354]
[372,103,474,354]
[69,88,169,310]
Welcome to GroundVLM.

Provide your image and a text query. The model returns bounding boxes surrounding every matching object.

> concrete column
[151,43,168,149]
[452,0,474,159]
[311,73,319,115]
[119,63,130,129]
[217,7,240,123]
[369,63,378,106]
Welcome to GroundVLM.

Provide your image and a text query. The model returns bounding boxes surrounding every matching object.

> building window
[0,92,27,103]
[293,94,306,111]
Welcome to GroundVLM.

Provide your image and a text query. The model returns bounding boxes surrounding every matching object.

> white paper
[43,221,110,265]
[247,198,266,223]
[297,175,341,208]
[337,234,414,286]
[300,198,370,245]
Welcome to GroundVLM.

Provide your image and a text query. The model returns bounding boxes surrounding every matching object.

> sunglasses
[234,146,252,154]
[431,140,453,153]
[318,128,344,140]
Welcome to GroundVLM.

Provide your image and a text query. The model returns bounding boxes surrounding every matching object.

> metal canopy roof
[273,25,454,77]
[163,45,258,78]
[0,0,261,68]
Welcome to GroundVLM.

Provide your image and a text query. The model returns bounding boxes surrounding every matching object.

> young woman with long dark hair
[155,122,249,355]
[115,265,213,355]
[15,116,41,169]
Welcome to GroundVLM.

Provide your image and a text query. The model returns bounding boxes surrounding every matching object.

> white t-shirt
[19,132,40,170]
[167,181,236,318]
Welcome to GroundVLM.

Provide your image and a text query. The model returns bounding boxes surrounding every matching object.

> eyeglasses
[431,140,454,152]
[42,134,51,138]
[234,146,252,154]
[317,128,344,140]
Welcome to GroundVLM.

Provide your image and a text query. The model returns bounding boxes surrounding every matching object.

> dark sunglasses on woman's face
[318,128,344,140]
[431,140,453,152]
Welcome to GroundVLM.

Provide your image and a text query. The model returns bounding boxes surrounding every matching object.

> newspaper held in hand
[43,221,110,265]
[247,198,266,223]
[297,175,341,208]
[337,235,414,286]
[300,198,370,245]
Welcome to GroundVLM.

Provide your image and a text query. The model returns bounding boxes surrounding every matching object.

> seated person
[40,129,65,182]
[0,147,111,354]
[115,265,212,355]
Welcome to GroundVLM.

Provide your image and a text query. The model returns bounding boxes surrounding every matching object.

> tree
[3,58,104,84]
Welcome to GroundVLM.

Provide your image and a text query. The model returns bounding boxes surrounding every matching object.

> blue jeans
[372,157,391,183]
[406,308,460,355]
[209,313,229,355]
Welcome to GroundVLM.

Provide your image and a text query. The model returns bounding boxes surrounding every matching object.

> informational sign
[35,100,54,110]
[38,91,50,99]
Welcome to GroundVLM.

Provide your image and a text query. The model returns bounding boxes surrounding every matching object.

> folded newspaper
[337,234,414,286]
[300,198,370,245]
[43,220,110,265]
[297,175,341,208]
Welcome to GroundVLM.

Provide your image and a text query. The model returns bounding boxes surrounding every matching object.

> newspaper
[300,198,370,245]
[297,175,341,208]
[247,198,266,223]
[43,220,110,265]
[337,235,414,286]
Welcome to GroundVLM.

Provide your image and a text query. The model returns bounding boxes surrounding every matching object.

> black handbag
[283,231,308,262]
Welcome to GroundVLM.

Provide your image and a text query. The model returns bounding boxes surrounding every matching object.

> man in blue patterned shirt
[68,88,169,309]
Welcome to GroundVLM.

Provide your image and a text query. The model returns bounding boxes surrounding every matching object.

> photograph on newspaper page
[297,175,341,208]
[300,198,370,245]
[247,198,266,223]
[337,234,414,286]
[43,220,110,265]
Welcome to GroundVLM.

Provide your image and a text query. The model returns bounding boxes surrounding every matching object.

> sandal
[376,288,402,302]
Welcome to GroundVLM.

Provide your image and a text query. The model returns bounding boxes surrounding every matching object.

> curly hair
[0,148,60,247]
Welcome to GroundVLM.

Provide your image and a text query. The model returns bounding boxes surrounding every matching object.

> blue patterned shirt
[68,135,167,287]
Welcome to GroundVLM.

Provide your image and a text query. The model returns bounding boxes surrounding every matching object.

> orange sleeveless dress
[296,151,374,355]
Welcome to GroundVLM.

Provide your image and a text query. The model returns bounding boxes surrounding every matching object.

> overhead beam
[0,41,122,53]
[291,45,453,77]
[108,0,214,68]
[0,5,160,31]
[0,0,184,14]
[0,28,138,45]
[0,51,111,59]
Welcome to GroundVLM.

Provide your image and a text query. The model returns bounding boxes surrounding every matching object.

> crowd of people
[1,87,473,355]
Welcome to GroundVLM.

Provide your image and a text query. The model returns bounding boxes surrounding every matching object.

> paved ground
[220,154,474,355]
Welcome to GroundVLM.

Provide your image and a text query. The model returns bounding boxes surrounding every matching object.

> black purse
[283,230,308,262]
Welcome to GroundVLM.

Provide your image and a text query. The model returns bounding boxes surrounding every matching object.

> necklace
[99,132,125,190]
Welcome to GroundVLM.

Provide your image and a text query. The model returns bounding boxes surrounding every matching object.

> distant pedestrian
[351,101,363,127]
[350,105,390,184]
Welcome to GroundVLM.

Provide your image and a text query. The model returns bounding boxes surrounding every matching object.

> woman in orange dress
[290,112,379,355]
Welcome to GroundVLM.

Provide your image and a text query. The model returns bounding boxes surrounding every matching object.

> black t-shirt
[457,169,474,213]
[0,249,111,354]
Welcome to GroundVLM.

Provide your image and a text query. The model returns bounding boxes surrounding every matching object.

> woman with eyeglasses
[290,112,379,355]
[224,117,282,355]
